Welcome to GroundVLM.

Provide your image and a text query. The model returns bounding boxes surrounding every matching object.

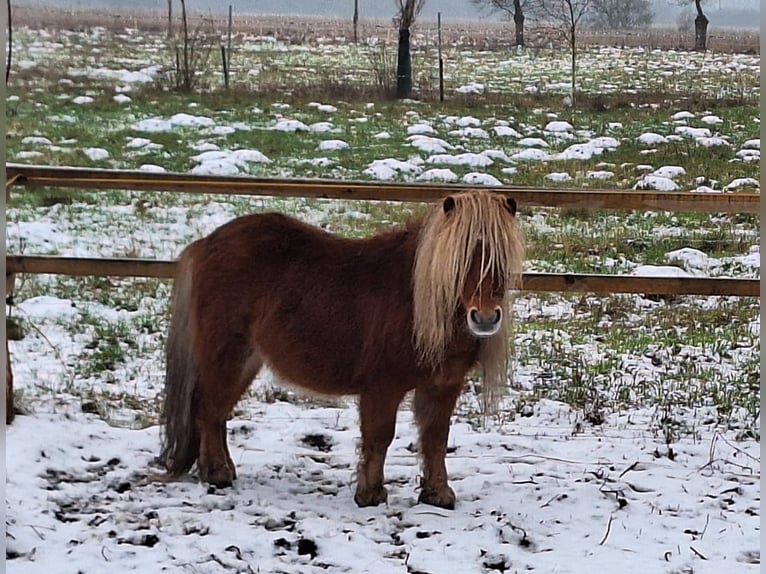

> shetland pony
[160,189,524,509]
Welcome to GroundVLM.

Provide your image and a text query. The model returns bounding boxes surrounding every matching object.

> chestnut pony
[160,189,524,509]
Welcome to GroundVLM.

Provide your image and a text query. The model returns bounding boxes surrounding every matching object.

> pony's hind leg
[355,388,407,507]
[414,382,463,510]
[197,349,263,487]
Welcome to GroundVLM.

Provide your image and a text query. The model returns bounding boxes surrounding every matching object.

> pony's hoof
[199,465,235,488]
[418,486,456,510]
[354,486,388,507]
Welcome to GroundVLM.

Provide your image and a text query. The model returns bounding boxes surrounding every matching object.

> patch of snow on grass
[426,153,493,168]
[462,172,502,186]
[518,137,549,148]
[636,132,668,145]
[511,148,551,161]
[417,168,459,182]
[318,139,349,152]
[493,125,522,138]
[723,177,760,191]
[83,147,110,161]
[407,123,435,135]
[272,119,310,132]
[455,82,484,94]
[651,165,686,179]
[545,172,572,182]
[407,135,452,154]
[634,175,680,191]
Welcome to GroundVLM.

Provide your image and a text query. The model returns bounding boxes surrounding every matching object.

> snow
[455,82,484,94]
[634,175,680,192]
[272,119,310,132]
[555,142,605,161]
[407,135,452,154]
[701,114,723,125]
[462,172,502,186]
[373,131,392,140]
[426,153,494,168]
[113,94,132,104]
[21,135,52,145]
[6,404,759,574]
[317,139,349,152]
[448,127,490,139]
[586,170,614,180]
[675,126,711,139]
[364,158,422,180]
[417,168,459,182]
[517,137,549,148]
[492,125,522,138]
[671,110,694,120]
[545,172,572,182]
[723,177,760,192]
[651,165,686,179]
[72,95,94,104]
[666,247,719,271]
[132,118,173,132]
[511,148,551,162]
[635,132,668,146]
[83,147,110,161]
[631,264,691,278]
[407,123,436,136]
[543,120,573,132]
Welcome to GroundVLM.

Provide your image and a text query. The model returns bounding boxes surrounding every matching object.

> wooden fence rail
[6,164,761,214]
[6,256,760,297]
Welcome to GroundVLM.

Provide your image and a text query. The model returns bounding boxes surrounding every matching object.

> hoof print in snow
[118,533,159,548]
[301,433,334,452]
[273,537,318,560]
[297,538,318,559]
[113,481,132,493]
[481,551,511,572]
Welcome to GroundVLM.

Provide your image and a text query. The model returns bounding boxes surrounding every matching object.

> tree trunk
[569,25,576,105]
[353,0,359,44]
[693,1,708,52]
[6,0,12,85]
[396,26,412,98]
[167,0,173,38]
[513,0,524,46]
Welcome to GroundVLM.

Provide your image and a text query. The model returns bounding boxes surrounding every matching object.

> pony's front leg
[414,383,463,510]
[355,390,405,507]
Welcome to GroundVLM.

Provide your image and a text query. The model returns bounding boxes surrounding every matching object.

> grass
[5,23,761,438]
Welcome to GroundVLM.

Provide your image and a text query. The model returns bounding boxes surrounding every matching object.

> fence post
[5,272,15,425]
[437,12,444,102]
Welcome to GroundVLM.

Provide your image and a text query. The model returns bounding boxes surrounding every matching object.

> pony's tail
[159,245,200,478]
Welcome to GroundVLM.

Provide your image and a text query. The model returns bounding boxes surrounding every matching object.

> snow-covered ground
[7,400,760,574]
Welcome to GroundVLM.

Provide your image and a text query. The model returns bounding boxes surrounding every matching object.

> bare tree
[471,0,530,46]
[587,0,653,29]
[537,0,592,105]
[677,0,709,51]
[394,0,425,99]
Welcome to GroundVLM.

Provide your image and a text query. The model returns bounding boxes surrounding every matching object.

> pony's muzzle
[467,307,503,337]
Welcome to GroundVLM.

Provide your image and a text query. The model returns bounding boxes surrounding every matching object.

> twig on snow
[689,546,708,560]
[598,514,614,546]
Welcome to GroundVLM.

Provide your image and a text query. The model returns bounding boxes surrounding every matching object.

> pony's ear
[442,196,456,214]
[505,197,517,216]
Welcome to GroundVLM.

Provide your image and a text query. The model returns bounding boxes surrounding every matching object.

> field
[4,11,761,574]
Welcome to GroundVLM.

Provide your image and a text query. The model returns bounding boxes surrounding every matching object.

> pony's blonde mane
[412,190,525,409]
